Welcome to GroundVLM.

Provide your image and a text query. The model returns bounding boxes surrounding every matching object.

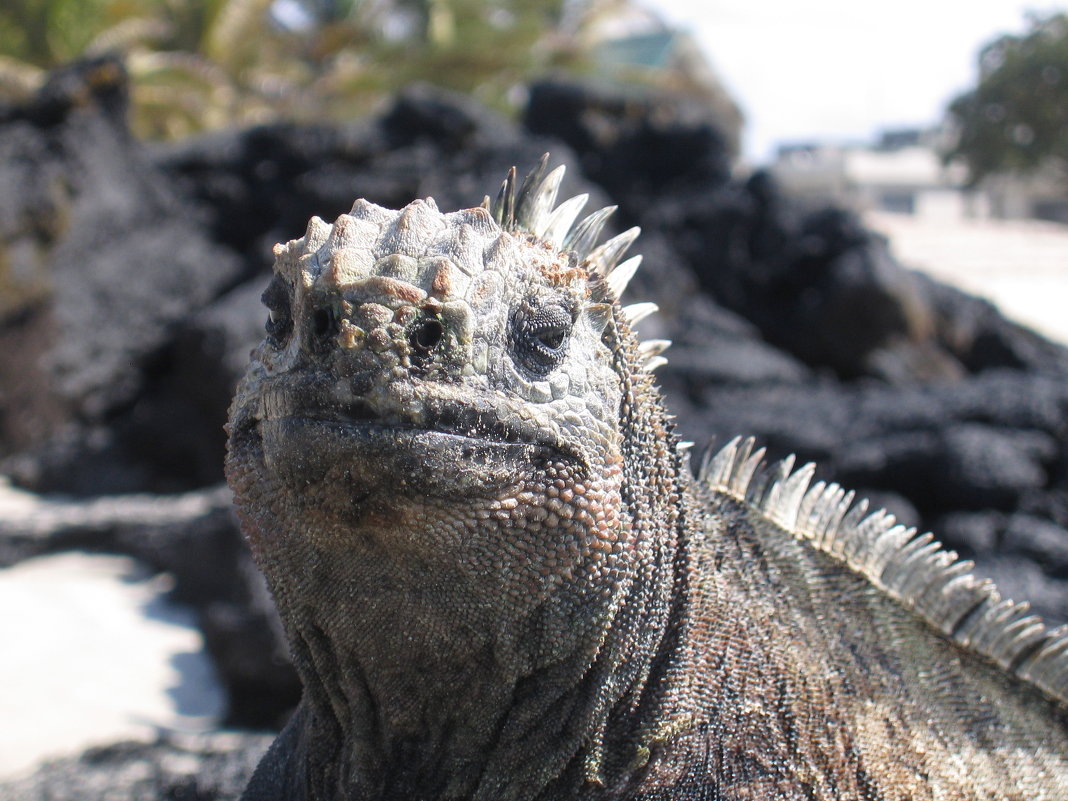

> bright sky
[651,0,1068,163]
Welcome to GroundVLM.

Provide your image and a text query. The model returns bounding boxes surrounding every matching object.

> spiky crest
[488,155,668,371]
[622,302,659,326]
[700,436,1068,707]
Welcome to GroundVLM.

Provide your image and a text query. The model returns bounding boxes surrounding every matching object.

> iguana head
[227,157,650,582]
[225,157,686,797]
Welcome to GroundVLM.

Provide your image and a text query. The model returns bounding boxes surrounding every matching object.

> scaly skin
[225,160,1068,800]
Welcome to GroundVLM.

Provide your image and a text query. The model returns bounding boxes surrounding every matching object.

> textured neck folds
[255,477,684,800]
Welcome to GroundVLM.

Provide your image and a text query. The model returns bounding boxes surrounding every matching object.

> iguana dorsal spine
[703,435,1068,706]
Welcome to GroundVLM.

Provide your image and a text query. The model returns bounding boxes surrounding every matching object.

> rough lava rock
[0,733,273,801]
[0,57,244,495]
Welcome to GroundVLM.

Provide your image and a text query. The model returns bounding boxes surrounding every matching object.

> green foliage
[0,0,594,138]
[946,12,1068,185]
[0,0,122,67]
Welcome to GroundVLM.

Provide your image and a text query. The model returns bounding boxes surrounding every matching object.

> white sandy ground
[0,213,1065,780]
[0,548,226,779]
[865,212,1068,347]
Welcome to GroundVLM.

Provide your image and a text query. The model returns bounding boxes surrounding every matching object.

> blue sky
[652,0,1067,162]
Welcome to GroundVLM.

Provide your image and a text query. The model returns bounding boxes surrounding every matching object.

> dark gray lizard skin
[225,158,1068,800]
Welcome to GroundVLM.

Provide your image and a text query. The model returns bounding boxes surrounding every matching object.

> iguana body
[225,158,1068,800]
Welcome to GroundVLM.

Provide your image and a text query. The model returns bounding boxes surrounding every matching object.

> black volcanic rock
[524,79,734,210]
[0,56,243,494]
[0,733,273,801]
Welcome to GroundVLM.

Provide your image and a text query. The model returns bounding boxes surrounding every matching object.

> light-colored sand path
[0,551,226,779]
[866,211,1068,346]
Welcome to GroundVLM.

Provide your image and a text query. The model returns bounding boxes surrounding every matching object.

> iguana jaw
[256,417,563,514]
[258,379,584,460]
[250,377,589,500]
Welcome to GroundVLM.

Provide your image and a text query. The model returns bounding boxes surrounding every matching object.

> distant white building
[980,171,1068,223]
[772,128,1068,224]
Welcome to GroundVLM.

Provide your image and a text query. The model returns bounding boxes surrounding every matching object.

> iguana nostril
[409,317,444,353]
[312,307,338,340]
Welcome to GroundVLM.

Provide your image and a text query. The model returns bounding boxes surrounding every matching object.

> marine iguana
[225,156,1068,799]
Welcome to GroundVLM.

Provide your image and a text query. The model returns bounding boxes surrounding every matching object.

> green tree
[946,12,1068,185]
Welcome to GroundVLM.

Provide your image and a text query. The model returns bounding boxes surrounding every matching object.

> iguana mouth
[259,384,584,466]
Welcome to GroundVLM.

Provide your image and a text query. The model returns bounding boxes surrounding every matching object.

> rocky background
[2,56,1068,798]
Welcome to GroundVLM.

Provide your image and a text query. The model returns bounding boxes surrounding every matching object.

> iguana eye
[510,301,573,376]
[262,277,293,348]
